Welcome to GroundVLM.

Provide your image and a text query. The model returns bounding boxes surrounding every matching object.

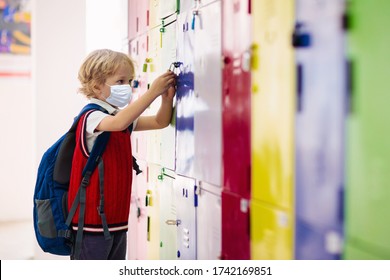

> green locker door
[345,0,390,259]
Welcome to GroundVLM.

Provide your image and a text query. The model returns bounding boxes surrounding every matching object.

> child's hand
[149,71,176,97]
[162,85,176,101]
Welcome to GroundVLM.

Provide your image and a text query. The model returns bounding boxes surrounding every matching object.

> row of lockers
[126,0,390,259]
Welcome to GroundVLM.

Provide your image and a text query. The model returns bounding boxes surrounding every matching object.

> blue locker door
[193,0,222,186]
[294,0,345,259]
[175,175,197,259]
[176,10,195,178]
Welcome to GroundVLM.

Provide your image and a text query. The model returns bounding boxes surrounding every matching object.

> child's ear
[92,82,102,95]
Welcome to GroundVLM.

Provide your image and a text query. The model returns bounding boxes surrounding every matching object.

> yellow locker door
[146,163,162,259]
[251,0,295,259]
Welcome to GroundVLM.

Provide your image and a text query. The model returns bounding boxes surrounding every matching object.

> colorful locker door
[160,14,177,171]
[137,0,149,35]
[221,0,251,260]
[149,0,161,29]
[180,0,193,13]
[193,0,222,187]
[159,0,179,19]
[250,0,295,260]
[128,0,138,40]
[175,175,197,259]
[221,191,250,259]
[159,168,177,259]
[145,26,163,166]
[294,0,345,260]
[222,0,251,197]
[131,34,149,161]
[127,159,148,260]
[176,10,195,178]
[146,163,162,259]
[196,181,222,260]
[344,0,390,260]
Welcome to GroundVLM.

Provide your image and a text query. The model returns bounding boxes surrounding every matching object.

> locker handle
[346,59,354,114]
[166,219,181,226]
[297,63,303,112]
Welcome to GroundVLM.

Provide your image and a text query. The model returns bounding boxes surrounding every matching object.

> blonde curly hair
[78,49,135,98]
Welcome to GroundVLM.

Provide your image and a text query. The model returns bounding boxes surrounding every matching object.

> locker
[127,160,148,260]
[180,0,194,13]
[296,218,343,260]
[130,34,149,161]
[344,242,390,260]
[250,200,293,260]
[159,0,179,19]
[160,14,178,170]
[221,190,250,260]
[344,0,390,259]
[128,0,138,40]
[294,0,345,259]
[251,0,295,208]
[193,0,222,186]
[251,0,295,259]
[196,181,221,260]
[175,10,195,178]
[128,0,149,39]
[222,0,251,197]
[159,168,177,259]
[146,163,162,260]
[138,0,149,34]
[145,26,163,165]
[175,175,197,259]
[149,0,161,29]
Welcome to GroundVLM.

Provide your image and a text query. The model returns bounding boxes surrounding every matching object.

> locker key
[165,219,180,226]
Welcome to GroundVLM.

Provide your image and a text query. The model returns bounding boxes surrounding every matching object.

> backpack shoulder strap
[127,123,143,175]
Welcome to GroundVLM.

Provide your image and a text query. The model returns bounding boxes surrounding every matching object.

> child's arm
[96,71,176,132]
[134,85,176,131]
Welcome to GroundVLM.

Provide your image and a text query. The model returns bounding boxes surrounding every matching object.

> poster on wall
[0,0,31,78]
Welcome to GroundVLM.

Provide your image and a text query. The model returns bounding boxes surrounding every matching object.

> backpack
[33,103,141,258]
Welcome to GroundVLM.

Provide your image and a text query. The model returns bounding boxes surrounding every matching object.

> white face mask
[105,84,132,108]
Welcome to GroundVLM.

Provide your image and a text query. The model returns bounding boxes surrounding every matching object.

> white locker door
[175,10,196,178]
[175,175,197,259]
[193,0,222,186]
[196,181,222,259]
[159,168,177,259]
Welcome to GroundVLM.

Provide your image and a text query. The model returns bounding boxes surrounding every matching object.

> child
[68,49,176,260]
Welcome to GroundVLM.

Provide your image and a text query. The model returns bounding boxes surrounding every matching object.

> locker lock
[169,61,183,75]
[292,22,311,48]
[143,58,154,72]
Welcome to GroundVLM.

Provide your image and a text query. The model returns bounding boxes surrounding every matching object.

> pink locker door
[222,0,251,198]
[128,0,138,40]
[221,190,250,259]
[127,160,148,259]
[137,0,149,35]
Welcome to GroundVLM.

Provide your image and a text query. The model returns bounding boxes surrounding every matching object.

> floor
[0,220,70,260]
